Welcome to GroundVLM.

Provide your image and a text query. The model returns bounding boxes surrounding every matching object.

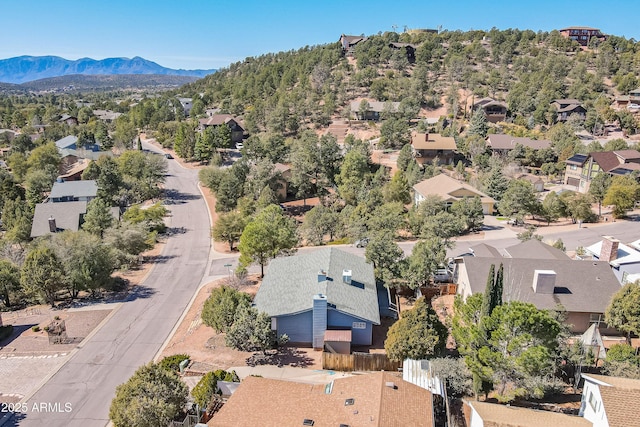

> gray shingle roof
[55,135,78,149]
[504,239,570,260]
[49,180,98,200]
[460,257,620,313]
[30,201,88,237]
[253,248,380,324]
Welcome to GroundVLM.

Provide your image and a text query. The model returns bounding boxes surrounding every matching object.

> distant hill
[0,55,216,84]
[17,74,200,93]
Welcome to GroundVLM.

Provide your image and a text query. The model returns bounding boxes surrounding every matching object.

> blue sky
[1,0,638,70]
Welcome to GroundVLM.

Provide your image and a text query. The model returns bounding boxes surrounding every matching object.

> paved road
[8,146,211,426]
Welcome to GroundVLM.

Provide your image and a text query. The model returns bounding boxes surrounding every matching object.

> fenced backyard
[322,351,401,372]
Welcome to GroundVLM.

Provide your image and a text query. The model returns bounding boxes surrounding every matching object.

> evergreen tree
[468,108,489,138]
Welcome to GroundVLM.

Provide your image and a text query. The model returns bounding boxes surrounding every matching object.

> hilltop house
[453,240,621,333]
[410,132,457,165]
[580,374,640,427]
[388,42,417,63]
[198,114,246,143]
[472,97,508,123]
[208,372,433,427]
[339,34,367,56]
[564,150,640,193]
[252,248,381,348]
[413,173,495,215]
[552,99,587,122]
[177,97,192,115]
[559,26,606,46]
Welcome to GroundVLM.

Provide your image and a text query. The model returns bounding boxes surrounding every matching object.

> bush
[32,326,40,332]
[158,354,190,373]
[191,369,239,408]
[109,363,188,427]
[0,325,13,341]
[429,357,473,398]
[201,286,251,333]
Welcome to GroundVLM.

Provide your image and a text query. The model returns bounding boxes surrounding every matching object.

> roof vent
[385,381,397,389]
[532,270,556,294]
[303,419,314,426]
[345,398,355,406]
[343,270,352,284]
[317,270,326,283]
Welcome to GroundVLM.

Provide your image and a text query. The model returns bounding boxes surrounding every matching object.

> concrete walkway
[230,365,352,385]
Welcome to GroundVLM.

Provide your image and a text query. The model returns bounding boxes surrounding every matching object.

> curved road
[13,147,211,426]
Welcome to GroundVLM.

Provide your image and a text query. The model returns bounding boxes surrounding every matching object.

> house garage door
[567,177,580,187]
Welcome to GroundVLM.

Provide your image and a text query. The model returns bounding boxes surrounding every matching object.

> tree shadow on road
[0,411,26,426]
[123,285,157,302]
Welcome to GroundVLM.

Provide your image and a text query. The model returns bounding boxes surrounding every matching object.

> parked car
[235,142,244,150]
[164,153,173,159]
[355,237,369,248]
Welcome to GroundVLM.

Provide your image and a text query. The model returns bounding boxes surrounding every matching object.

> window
[589,313,608,329]
[570,165,577,170]
[352,322,366,329]
[588,391,597,411]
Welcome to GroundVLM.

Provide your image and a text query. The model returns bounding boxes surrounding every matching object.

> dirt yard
[158,277,326,371]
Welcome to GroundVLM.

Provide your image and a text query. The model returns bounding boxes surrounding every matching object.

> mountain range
[0,55,216,84]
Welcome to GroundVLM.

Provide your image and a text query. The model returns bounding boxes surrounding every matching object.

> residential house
[58,114,78,126]
[614,87,640,110]
[177,97,193,115]
[198,114,245,144]
[585,236,640,284]
[410,132,457,165]
[559,26,606,46]
[580,374,640,427]
[552,99,587,122]
[472,97,508,123]
[252,248,381,347]
[92,109,122,122]
[388,42,417,63]
[30,201,119,238]
[339,34,367,56]
[350,100,400,121]
[485,134,552,155]
[274,163,291,201]
[466,401,591,427]
[54,135,110,180]
[413,173,495,215]
[49,180,98,203]
[564,150,640,193]
[519,174,545,192]
[55,135,101,152]
[453,240,621,333]
[208,372,433,427]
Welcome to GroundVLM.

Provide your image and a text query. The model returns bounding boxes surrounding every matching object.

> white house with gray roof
[49,180,98,203]
[252,248,380,347]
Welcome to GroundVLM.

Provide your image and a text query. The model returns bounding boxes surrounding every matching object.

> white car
[235,142,244,150]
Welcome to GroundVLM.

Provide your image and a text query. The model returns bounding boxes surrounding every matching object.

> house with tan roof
[466,400,591,427]
[564,150,640,193]
[580,374,640,427]
[208,371,433,427]
[453,240,621,334]
[410,132,457,165]
[413,173,495,215]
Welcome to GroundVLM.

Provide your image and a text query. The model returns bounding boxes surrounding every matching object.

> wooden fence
[322,351,401,372]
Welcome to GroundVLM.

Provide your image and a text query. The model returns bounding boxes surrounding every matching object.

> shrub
[32,326,40,332]
[158,354,190,373]
[191,369,239,408]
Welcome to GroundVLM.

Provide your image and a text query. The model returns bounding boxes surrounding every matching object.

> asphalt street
[8,145,211,427]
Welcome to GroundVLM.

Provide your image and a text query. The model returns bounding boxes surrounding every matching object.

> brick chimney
[600,236,619,262]
[424,133,429,142]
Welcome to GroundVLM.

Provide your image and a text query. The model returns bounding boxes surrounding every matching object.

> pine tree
[468,108,489,138]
